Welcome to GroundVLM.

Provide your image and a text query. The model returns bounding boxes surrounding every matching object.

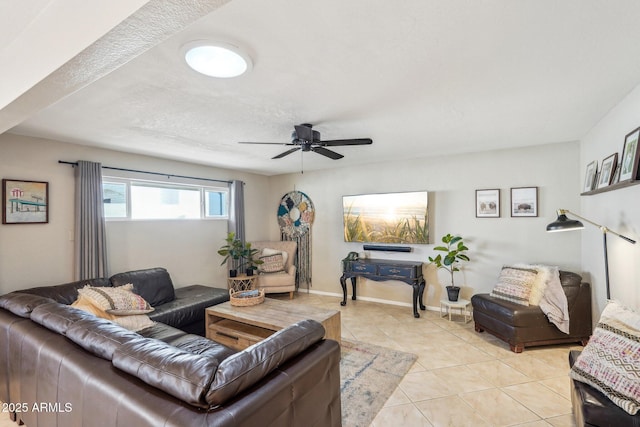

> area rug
[340,340,417,427]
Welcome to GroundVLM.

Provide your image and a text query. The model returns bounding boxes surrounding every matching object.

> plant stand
[440,298,472,323]
[227,275,258,292]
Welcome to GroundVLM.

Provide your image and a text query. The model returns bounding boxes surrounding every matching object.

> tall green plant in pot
[217,232,244,277]
[428,233,470,301]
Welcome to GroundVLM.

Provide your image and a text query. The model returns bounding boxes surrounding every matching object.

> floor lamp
[546,209,636,300]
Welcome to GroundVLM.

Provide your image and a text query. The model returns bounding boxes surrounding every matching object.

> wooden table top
[206,298,340,332]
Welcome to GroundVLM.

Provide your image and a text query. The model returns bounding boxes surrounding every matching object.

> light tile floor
[284,292,579,427]
[1,292,580,427]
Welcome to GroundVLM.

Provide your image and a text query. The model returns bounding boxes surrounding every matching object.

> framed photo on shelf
[597,153,618,189]
[583,160,598,192]
[2,179,49,224]
[475,189,500,218]
[620,126,640,182]
[510,187,538,217]
[612,164,621,184]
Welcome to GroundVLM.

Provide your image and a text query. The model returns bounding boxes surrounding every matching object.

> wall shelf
[581,179,639,196]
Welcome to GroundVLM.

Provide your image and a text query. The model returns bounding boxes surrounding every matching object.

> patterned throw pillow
[261,248,288,266]
[489,266,538,306]
[259,253,285,274]
[71,294,155,332]
[511,263,559,306]
[569,300,640,415]
[78,284,154,315]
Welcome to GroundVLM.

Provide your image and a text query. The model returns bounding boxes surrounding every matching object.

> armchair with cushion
[250,241,297,299]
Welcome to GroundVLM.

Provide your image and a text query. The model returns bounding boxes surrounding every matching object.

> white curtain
[75,160,108,279]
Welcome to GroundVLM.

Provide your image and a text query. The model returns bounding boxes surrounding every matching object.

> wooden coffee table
[205,298,341,351]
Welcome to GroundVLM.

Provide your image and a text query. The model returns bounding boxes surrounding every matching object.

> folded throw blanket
[538,267,570,334]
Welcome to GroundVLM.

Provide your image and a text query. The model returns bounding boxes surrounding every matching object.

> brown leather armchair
[471,271,592,353]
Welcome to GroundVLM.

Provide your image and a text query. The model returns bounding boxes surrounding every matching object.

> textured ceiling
[5,0,640,175]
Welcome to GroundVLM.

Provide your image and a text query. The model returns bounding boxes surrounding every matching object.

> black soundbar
[363,244,412,252]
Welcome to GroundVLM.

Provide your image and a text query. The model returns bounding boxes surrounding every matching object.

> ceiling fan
[238,123,373,160]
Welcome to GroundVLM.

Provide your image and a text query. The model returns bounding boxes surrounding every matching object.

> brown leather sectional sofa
[0,268,342,426]
[569,351,640,427]
[471,271,592,353]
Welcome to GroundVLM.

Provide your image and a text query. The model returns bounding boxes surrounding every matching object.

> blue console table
[340,258,426,318]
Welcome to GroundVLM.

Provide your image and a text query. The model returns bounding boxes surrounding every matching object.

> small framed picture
[597,153,618,189]
[620,126,640,182]
[476,189,500,218]
[612,164,621,184]
[583,160,598,192]
[2,179,49,224]
[510,187,538,217]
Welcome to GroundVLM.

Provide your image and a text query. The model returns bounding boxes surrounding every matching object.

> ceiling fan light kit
[239,123,373,160]
[183,41,252,78]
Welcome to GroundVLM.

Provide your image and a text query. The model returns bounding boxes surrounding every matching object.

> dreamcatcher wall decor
[277,191,314,289]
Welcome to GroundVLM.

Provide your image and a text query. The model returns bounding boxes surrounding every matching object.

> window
[103,178,228,220]
[103,182,127,218]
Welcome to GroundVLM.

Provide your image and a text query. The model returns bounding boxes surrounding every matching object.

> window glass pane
[131,184,200,219]
[103,182,127,218]
[205,190,227,217]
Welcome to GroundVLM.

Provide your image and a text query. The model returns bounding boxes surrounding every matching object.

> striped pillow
[78,284,154,315]
[259,254,285,273]
[569,300,640,415]
[489,266,538,306]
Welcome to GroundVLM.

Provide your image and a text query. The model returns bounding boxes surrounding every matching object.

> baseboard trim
[307,289,440,312]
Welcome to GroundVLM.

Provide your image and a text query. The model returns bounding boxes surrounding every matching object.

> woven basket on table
[229,288,265,306]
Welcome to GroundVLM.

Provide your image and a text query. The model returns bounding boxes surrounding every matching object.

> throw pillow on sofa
[78,283,154,314]
[569,300,640,415]
[72,284,154,332]
[489,266,538,306]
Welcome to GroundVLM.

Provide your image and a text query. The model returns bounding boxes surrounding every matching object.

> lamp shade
[546,213,584,232]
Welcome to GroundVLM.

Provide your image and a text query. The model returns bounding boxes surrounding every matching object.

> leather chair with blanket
[471,266,592,353]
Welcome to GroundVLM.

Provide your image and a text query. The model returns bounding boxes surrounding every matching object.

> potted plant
[217,232,244,277]
[428,233,470,301]
[240,242,263,276]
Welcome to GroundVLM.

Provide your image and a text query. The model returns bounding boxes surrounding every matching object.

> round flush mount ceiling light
[183,41,252,78]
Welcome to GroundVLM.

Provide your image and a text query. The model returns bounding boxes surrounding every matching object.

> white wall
[0,132,586,310]
[580,85,640,313]
[267,142,582,308]
[0,133,271,293]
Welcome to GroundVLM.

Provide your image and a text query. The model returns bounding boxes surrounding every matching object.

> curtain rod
[58,161,232,184]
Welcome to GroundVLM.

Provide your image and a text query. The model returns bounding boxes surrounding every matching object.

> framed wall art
[620,126,640,182]
[510,187,538,217]
[583,160,597,192]
[475,189,500,218]
[611,164,621,185]
[597,153,618,189]
[2,179,49,224]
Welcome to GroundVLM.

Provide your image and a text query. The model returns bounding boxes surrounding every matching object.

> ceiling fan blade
[272,147,301,159]
[321,138,373,146]
[294,124,315,142]
[311,146,344,160]
[238,141,293,145]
